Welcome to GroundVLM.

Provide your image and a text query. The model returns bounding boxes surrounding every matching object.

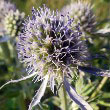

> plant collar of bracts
[1,5,110,110]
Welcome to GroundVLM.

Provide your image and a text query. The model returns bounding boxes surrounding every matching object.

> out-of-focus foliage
[0,0,110,110]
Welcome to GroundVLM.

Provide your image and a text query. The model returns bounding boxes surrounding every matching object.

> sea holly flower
[0,0,25,37]
[61,0,97,34]
[1,5,110,110]
[0,0,15,36]
[4,9,25,37]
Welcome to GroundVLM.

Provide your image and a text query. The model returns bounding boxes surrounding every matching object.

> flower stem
[59,84,68,110]
[90,77,108,98]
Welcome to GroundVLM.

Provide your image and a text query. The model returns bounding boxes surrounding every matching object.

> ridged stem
[90,77,108,98]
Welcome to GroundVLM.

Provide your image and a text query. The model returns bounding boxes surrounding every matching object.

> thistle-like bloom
[1,5,110,110]
[17,7,88,81]
[17,6,92,110]
[61,0,97,33]
[4,9,25,37]
[0,0,15,35]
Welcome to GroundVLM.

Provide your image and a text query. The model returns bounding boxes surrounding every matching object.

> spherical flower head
[0,0,15,35]
[17,5,88,84]
[0,0,15,16]
[61,0,97,33]
[4,9,25,37]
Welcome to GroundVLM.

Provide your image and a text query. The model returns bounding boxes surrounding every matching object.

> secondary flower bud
[0,0,15,35]
[4,10,25,37]
[61,1,97,33]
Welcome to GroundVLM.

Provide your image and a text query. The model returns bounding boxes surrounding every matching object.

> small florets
[61,1,96,33]
[17,6,88,80]
[4,10,25,37]
[0,0,15,35]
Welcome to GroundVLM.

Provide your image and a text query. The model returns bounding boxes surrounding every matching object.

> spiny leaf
[28,74,49,110]
[63,76,93,110]
[79,66,110,77]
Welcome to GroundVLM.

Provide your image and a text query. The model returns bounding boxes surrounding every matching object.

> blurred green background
[11,0,110,20]
[0,0,110,110]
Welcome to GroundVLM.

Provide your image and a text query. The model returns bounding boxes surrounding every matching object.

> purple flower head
[17,5,92,110]
[0,0,15,14]
[17,5,88,82]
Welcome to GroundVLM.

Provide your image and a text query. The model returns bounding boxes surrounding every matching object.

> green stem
[90,77,108,98]
[59,84,68,110]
